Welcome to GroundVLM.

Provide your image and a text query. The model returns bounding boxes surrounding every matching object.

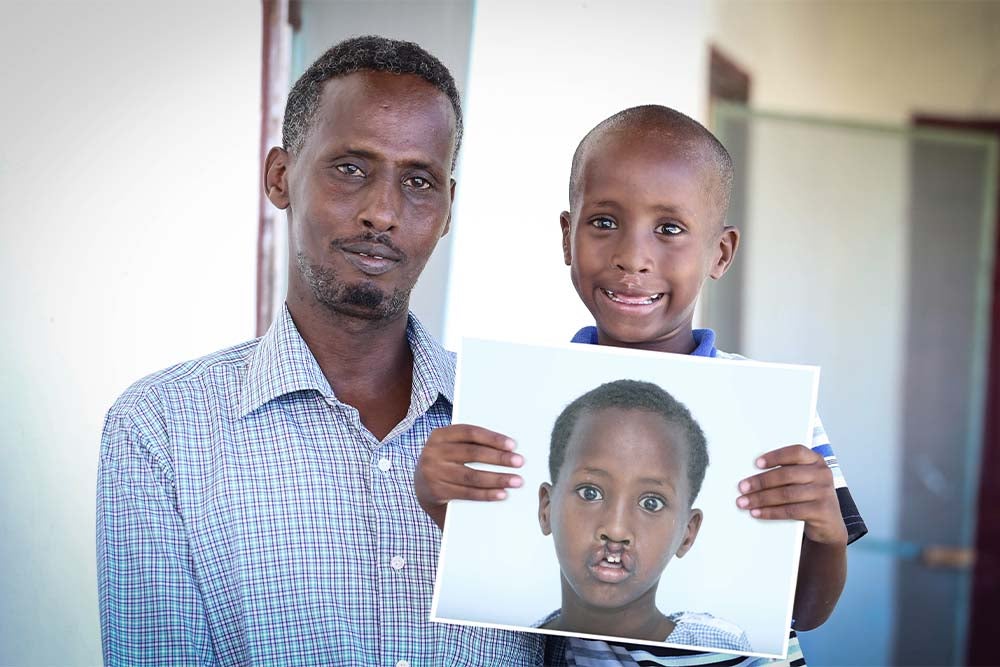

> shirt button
[377,457,392,472]
[396,661,410,667]
[390,555,406,570]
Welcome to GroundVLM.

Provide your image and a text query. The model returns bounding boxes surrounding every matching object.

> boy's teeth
[603,289,661,305]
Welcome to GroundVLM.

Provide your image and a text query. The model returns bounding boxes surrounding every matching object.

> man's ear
[709,225,740,280]
[441,178,456,238]
[675,508,704,558]
[264,146,291,210]
[560,212,573,266]
[538,482,554,535]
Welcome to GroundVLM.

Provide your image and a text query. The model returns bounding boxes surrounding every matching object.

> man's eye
[576,485,603,502]
[404,176,431,190]
[639,495,666,512]
[589,217,617,230]
[656,223,683,235]
[336,164,365,177]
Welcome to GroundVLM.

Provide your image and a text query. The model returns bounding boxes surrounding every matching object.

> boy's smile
[538,407,702,634]
[561,127,738,354]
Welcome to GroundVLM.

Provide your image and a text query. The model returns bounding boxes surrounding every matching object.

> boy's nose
[597,500,633,545]
[611,232,652,274]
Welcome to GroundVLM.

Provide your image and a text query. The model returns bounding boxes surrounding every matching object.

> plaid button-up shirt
[97,307,543,666]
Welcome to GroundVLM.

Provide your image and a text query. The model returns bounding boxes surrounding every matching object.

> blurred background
[1,1,998,665]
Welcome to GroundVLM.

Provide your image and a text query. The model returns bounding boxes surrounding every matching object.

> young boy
[535,379,751,652]
[415,105,867,666]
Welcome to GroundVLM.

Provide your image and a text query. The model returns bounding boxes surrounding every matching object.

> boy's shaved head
[569,105,734,226]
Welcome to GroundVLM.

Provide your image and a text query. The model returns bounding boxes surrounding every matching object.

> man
[97,35,543,666]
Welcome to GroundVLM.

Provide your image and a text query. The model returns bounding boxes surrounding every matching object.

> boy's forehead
[567,407,687,460]
[573,127,720,204]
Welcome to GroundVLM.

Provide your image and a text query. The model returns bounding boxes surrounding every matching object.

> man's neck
[288,299,414,441]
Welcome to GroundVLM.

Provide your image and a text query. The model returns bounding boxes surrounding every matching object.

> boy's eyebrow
[587,200,694,217]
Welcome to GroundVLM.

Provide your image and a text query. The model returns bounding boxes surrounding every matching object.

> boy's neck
[596,326,699,356]
[554,586,676,641]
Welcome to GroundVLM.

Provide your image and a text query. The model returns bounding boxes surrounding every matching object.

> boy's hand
[736,444,847,546]
[414,424,525,531]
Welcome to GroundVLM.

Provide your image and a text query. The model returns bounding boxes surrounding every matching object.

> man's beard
[297,254,409,321]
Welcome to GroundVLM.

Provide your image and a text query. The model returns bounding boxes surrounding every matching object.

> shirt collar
[239,305,455,418]
[569,325,718,357]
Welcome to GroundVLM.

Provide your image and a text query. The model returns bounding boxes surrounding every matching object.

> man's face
[561,130,735,351]
[267,70,456,322]
[538,407,702,616]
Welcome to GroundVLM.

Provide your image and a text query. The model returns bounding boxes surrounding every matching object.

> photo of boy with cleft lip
[535,379,750,651]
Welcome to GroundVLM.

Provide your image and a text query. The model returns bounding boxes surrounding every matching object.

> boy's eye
[404,176,432,190]
[575,485,603,502]
[656,222,683,235]
[589,217,617,230]
[639,495,666,512]
[336,163,365,177]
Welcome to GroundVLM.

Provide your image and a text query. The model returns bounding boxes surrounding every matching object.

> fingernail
[509,476,523,488]
[737,496,749,508]
[751,509,762,518]
[739,480,751,493]
[756,457,767,469]
[510,454,524,467]
[495,490,507,500]
[504,438,517,450]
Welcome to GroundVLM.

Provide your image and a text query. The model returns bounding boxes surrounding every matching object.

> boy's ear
[538,482,554,535]
[264,146,291,210]
[560,212,573,266]
[674,508,704,558]
[708,225,740,280]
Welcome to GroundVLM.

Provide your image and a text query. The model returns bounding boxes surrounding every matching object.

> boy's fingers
[737,483,824,510]
[738,463,830,494]
[754,444,821,469]
[745,499,824,522]
[444,424,516,451]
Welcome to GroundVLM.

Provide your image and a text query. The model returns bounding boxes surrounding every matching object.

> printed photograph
[431,338,820,658]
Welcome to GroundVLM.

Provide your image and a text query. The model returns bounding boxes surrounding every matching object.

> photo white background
[432,338,818,657]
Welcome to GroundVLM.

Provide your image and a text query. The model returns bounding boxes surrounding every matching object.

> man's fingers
[441,424,516,452]
[439,480,517,502]
[456,466,522,491]
[457,443,524,469]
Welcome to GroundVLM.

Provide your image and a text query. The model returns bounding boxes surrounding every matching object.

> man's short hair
[282,35,464,169]
[568,105,734,225]
[549,379,709,504]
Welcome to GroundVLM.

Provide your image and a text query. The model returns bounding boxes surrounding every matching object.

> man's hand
[736,444,847,546]
[414,424,525,530]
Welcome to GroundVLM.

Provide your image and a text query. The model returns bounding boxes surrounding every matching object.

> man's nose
[358,176,400,233]
[611,229,652,275]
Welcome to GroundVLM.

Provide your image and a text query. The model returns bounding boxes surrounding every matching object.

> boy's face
[538,407,703,615]
[561,130,738,353]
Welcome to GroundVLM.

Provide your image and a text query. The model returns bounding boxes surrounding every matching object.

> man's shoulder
[106,337,261,426]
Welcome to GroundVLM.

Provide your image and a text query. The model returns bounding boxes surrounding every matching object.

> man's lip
[338,241,403,262]
[337,242,403,276]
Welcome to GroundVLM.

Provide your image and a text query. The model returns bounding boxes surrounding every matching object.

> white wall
[710,0,1000,124]
[0,2,261,664]
[444,0,713,350]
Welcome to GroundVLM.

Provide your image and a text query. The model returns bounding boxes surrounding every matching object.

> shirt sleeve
[809,413,868,545]
[97,408,216,666]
